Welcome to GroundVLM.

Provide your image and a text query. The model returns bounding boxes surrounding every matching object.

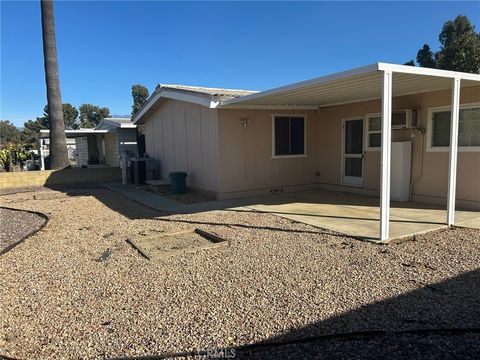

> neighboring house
[38,118,138,169]
[133,63,480,215]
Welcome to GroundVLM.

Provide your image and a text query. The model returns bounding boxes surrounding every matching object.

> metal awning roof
[220,63,480,109]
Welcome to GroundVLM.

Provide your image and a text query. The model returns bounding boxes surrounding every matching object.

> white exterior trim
[365,113,381,152]
[447,78,461,226]
[380,70,393,241]
[426,102,480,152]
[377,62,480,81]
[220,104,318,110]
[133,89,214,124]
[341,116,365,187]
[271,114,307,159]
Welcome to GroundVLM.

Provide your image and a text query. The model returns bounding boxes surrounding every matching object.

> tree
[416,44,436,68]
[22,118,48,144]
[0,121,22,144]
[131,84,149,117]
[41,103,79,129]
[131,84,149,157]
[79,103,110,128]
[40,0,69,169]
[415,15,480,73]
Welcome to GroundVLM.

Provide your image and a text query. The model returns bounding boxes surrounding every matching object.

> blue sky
[1,1,479,126]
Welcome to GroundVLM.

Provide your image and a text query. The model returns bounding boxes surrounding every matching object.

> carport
[222,63,480,241]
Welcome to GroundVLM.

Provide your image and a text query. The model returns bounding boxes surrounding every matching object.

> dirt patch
[129,229,228,260]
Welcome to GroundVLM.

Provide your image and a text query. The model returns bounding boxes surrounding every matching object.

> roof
[222,63,480,109]
[133,84,257,123]
[133,63,480,123]
[38,129,108,138]
[38,118,136,137]
[156,84,256,98]
[97,118,136,129]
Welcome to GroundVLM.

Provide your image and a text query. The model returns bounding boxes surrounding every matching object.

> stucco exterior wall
[216,108,319,197]
[142,98,220,193]
[316,85,480,207]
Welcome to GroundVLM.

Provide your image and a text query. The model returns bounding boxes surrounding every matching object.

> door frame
[341,117,365,187]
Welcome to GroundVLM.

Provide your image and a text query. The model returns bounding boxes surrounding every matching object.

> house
[133,63,480,240]
[38,118,138,169]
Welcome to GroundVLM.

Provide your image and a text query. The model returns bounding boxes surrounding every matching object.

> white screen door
[343,118,364,187]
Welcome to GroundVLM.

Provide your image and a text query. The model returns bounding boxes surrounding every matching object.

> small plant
[0,143,34,171]
[0,148,10,171]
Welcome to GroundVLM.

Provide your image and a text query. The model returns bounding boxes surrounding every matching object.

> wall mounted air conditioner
[392,109,419,129]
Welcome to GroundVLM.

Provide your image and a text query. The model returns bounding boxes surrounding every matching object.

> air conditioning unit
[128,157,157,185]
[392,109,419,129]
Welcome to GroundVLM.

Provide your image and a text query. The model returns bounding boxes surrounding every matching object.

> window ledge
[426,147,480,153]
[271,154,307,159]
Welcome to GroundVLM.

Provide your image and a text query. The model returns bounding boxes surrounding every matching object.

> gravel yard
[0,207,47,254]
[0,187,479,359]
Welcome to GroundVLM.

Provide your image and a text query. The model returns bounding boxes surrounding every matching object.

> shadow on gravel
[111,269,480,360]
[41,183,166,220]
[236,268,480,359]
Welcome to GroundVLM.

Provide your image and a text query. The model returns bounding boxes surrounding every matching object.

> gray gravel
[0,207,46,254]
[0,187,478,359]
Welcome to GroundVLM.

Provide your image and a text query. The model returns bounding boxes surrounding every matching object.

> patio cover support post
[380,70,393,241]
[447,78,461,226]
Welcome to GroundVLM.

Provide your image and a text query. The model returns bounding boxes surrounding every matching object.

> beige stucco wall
[316,85,480,206]
[141,86,479,206]
[142,98,220,193]
[216,86,479,205]
[216,108,319,196]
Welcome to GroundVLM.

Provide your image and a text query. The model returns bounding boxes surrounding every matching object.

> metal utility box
[391,141,412,202]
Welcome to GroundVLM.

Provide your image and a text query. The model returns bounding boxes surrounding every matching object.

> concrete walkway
[103,183,479,241]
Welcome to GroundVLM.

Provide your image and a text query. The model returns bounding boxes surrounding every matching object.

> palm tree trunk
[40,0,69,169]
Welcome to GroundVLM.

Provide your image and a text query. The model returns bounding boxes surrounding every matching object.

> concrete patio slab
[243,189,480,241]
[103,183,479,241]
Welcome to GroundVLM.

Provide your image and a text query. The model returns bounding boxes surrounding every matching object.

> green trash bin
[169,171,188,194]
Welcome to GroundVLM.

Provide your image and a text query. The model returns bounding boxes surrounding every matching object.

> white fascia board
[132,91,162,124]
[160,89,212,108]
[220,63,380,107]
[220,104,319,110]
[133,89,214,124]
[38,129,108,137]
[378,62,480,81]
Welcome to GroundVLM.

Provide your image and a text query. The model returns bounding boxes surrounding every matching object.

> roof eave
[133,88,218,124]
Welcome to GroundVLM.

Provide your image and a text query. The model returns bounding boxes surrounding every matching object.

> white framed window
[427,103,480,152]
[271,115,307,158]
[365,110,414,150]
[366,114,381,151]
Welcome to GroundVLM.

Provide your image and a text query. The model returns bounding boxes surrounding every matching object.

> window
[366,115,381,149]
[272,116,306,157]
[366,110,412,150]
[429,104,480,150]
